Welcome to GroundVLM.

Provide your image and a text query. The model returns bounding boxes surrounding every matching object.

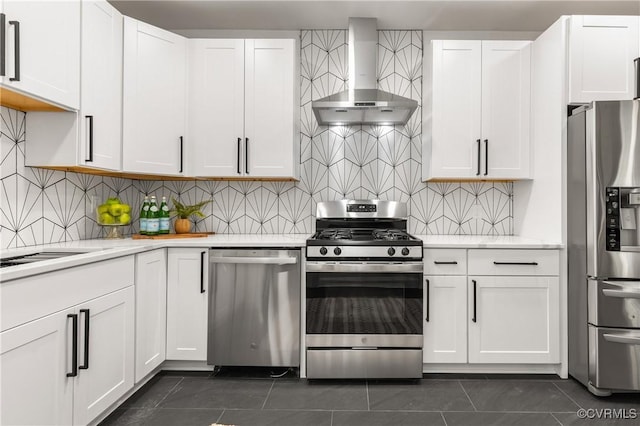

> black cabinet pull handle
[79,309,90,370]
[200,251,206,293]
[425,279,430,322]
[434,261,458,265]
[8,20,19,81]
[237,137,241,174]
[476,139,481,176]
[484,139,488,176]
[245,137,249,174]
[67,314,78,377]
[635,58,640,100]
[472,280,477,323]
[493,261,539,266]
[85,116,94,162]
[179,136,184,173]
[0,14,6,77]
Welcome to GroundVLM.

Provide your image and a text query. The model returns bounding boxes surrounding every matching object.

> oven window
[306,272,423,335]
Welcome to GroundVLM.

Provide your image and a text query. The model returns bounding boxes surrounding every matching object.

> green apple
[97,204,109,215]
[105,197,121,205]
[121,204,131,214]
[99,212,115,224]
[108,204,124,217]
[119,213,131,224]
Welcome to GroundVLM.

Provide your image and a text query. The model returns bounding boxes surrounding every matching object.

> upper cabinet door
[122,17,187,175]
[481,41,531,179]
[189,39,245,177]
[80,0,122,171]
[569,15,640,104]
[430,40,482,179]
[244,39,297,178]
[1,0,80,110]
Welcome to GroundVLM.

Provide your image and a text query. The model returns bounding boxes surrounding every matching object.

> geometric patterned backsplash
[0,30,513,249]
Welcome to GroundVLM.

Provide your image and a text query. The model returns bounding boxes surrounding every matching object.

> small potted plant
[170,197,212,234]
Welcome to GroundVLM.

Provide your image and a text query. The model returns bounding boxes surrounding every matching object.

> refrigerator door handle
[603,333,640,345]
[602,288,640,299]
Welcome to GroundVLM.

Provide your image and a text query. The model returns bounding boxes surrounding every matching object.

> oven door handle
[305,262,423,273]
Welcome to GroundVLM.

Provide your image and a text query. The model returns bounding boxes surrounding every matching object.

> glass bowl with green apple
[96,197,132,239]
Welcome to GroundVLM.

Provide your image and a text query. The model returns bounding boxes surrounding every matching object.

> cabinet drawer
[1,256,134,332]
[468,249,559,276]
[424,249,467,275]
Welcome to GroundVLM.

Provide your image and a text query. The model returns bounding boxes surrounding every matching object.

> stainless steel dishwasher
[207,249,301,367]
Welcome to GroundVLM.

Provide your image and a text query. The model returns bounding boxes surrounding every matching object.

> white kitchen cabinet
[481,41,531,178]
[0,309,74,426]
[429,40,482,179]
[0,0,80,110]
[78,0,123,170]
[426,40,531,180]
[568,15,640,104]
[423,275,468,363]
[188,39,245,177]
[0,256,135,426]
[73,287,135,425]
[135,249,167,382]
[123,17,187,175]
[189,38,298,178]
[468,276,559,364]
[422,249,560,367]
[166,248,209,361]
[26,0,123,171]
[466,249,560,364]
[0,286,134,426]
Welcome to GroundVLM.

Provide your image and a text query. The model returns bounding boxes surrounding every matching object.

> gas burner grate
[372,229,411,241]
[315,229,353,240]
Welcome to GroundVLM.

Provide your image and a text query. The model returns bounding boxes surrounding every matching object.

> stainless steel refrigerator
[568,100,640,396]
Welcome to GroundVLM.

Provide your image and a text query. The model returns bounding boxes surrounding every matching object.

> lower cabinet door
[73,287,135,425]
[0,309,74,426]
[423,276,468,363]
[135,249,167,382]
[468,276,559,364]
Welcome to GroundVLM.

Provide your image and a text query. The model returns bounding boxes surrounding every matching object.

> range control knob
[388,247,396,256]
[319,247,328,255]
[401,247,410,256]
[334,247,342,255]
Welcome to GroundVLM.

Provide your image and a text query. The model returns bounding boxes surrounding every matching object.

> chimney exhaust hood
[312,18,418,126]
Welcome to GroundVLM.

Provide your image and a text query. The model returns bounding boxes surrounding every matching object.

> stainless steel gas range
[305,200,423,379]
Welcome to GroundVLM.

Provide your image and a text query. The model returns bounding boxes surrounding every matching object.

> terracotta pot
[174,218,192,234]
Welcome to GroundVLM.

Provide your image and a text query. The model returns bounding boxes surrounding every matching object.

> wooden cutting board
[132,232,215,240]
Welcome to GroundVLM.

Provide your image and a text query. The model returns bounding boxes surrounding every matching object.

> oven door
[305,262,423,348]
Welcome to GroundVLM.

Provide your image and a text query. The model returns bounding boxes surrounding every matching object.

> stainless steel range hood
[312,18,418,126]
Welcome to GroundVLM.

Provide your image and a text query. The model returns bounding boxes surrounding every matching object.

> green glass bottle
[146,196,160,235]
[139,196,149,235]
[159,196,170,234]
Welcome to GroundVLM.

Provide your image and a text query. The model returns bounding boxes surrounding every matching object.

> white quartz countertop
[1,234,562,282]
[416,235,563,249]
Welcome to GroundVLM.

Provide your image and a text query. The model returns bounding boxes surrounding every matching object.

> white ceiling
[108,0,640,33]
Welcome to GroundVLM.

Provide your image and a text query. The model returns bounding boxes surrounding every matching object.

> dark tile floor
[101,371,640,426]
